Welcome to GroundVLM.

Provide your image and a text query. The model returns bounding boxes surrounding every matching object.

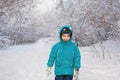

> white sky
[33,0,57,15]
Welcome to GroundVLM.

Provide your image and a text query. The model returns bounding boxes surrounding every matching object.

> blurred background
[0,0,120,49]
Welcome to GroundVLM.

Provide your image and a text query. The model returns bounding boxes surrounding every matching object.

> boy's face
[61,34,70,42]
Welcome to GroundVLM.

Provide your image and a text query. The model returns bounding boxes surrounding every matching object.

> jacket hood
[59,25,73,42]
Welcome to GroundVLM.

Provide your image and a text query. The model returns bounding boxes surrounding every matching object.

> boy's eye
[62,34,70,37]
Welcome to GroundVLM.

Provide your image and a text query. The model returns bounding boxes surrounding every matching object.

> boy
[47,26,81,80]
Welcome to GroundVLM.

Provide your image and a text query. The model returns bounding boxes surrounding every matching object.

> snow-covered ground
[0,37,120,80]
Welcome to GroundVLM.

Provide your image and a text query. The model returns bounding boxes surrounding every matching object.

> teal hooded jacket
[47,26,81,75]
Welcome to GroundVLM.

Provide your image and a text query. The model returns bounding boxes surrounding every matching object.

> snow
[0,37,120,80]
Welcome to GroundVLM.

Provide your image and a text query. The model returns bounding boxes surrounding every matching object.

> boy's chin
[63,40,69,42]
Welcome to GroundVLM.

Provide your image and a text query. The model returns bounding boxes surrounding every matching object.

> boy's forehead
[62,34,70,36]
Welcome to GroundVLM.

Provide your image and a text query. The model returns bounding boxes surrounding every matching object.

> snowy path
[0,38,120,80]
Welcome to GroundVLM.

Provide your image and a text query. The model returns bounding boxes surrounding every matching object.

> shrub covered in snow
[0,36,11,49]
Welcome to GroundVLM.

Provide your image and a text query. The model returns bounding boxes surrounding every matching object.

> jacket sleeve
[74,44,81,69]
[47,44,57,67]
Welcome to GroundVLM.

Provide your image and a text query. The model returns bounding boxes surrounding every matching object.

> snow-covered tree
[0,0,120,49]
